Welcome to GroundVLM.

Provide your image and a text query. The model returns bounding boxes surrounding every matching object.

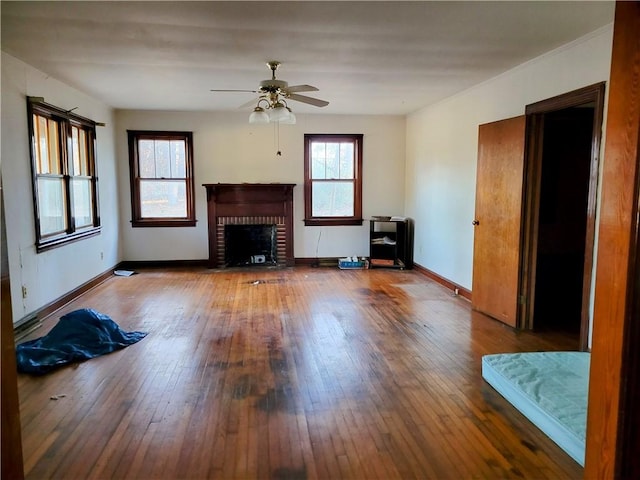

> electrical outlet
[100,251,104,260]
[21,285,28,298]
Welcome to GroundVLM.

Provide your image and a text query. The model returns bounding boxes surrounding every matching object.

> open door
[471,116,526,328]
[473,85,603,341]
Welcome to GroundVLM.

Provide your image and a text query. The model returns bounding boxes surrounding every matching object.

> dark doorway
[533,106,594,334]
[224,224,277,267]
[522,82,606,350]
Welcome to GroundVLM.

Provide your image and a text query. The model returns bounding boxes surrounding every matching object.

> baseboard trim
[13,263,122,337]
[119,259,209,269]
[295,257,341,267]
[412,263,472,301]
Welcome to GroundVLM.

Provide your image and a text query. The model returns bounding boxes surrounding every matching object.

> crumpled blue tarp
[16,308,148,375]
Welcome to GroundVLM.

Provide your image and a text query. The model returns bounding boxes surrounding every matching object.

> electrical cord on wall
[312,229,322,267]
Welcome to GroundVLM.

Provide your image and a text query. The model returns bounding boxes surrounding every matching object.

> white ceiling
[1,1,615,116]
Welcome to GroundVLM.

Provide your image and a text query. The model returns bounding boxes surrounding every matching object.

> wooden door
[471,116,526,327]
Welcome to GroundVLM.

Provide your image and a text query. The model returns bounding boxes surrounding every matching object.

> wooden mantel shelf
[203,183,296,268]
[204,182,295,196]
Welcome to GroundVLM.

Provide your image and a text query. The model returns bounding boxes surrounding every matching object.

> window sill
[304,218,363,227]
[131,219,197,228]
[36,227,101,253]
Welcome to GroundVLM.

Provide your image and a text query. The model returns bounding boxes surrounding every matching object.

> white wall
[115,111,405,261]
[405,25,614,291]
[1,53,118,324]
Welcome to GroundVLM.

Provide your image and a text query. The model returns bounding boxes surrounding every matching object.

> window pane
[140,180,187,218]
[325,143,340,179]
[37,177,67,235]
[79,129,88,175]
[311,142,326,179]
[311,156,326,179]
[139,139,156,178]
[171,140,186,177]
[154,140,171,178]
[339,142,354,179]
[71,178,93,228]
[71,127,89,176]
[34,114,61,174]
[312,181,354,217]
[311,142,355,180]
[48,120,60,174]
[36,115,49,173]
[311,142,326,161]
[71,127,80,175]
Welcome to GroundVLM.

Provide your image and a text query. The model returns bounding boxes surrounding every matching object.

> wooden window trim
[303,134,363,226]
[27,99,101,253]
[127,130,196,228]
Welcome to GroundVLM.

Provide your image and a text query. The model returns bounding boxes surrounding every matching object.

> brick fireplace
[203,183,295,268]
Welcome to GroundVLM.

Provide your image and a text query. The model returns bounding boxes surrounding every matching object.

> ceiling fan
[210,61,329,124]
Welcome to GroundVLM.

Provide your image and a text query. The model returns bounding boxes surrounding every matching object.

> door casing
[521,82,606,351]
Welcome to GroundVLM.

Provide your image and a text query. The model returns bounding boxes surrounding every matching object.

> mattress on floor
[481,351,590,466]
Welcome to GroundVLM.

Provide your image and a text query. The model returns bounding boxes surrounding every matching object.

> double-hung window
[28,99,100,252]
[304,134,363,226]
[127,131,195,227]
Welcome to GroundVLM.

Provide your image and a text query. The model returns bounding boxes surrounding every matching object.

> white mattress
[481,351,590,465]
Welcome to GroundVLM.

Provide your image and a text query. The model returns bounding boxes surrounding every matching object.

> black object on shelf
[369,217,413,269]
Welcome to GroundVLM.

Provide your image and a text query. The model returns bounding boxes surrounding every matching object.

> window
[127,131,195,227]
[27,99,100,252]
[304,134,363,226]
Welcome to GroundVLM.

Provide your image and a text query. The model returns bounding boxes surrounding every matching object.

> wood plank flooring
[16,266,583,479]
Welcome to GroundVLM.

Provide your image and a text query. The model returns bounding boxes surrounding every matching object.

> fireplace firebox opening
[224,224,277,267]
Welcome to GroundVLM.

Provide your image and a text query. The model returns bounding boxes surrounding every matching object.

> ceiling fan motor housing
[259,79,288,92]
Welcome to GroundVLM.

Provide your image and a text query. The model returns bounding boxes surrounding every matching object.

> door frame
[520,82,606,350]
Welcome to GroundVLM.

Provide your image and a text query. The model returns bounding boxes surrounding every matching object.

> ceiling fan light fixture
[268,102,290,122]
[280,107,296,125]
[249,106,269,124]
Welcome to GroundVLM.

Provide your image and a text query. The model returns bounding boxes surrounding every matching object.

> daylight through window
[304,134,363,226]
[28,99,100,252]
[127,131,196,227]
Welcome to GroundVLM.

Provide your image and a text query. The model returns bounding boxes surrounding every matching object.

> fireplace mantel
[203,183,295,267]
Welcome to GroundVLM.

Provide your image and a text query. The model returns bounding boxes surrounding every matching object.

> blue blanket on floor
[16,308,147,375]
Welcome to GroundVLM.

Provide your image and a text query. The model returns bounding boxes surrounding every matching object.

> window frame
[303,133,363,226]
[127,130,196,228]
[27,99,101,252]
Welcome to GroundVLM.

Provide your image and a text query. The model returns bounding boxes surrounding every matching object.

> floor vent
[13,315,42,342]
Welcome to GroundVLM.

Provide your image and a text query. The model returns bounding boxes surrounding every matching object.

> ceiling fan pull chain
[276,121,282,156]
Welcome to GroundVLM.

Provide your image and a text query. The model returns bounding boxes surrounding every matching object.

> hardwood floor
[17,266,582,479]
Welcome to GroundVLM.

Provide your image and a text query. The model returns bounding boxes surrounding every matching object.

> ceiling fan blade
[210,89,259,93]
[285,84,319,93]
[237,97,261,109]
[286,93,329,107]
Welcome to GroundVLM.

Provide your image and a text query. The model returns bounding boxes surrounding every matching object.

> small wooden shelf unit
[369,218,413,269]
